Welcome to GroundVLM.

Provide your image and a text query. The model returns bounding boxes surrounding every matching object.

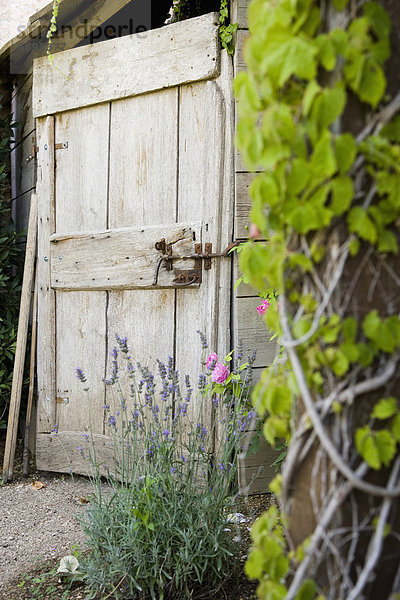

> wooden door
[33,14,234,473]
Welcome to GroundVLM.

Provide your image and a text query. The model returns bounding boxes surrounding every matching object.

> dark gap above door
[76,0,221,47]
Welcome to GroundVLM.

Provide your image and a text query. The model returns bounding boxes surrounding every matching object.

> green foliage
[0,98,24,429]
[75,337,255,599]
[219,0,238,54]
[235,0,400,596]
[47,0,63,60]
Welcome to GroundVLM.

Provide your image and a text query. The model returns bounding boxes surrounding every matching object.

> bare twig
[337,357,399,405]
[280,297,400,499]
[281,248,349,348]
[346,457,400,600]
[356,90,400,143]
[285,464,368,600]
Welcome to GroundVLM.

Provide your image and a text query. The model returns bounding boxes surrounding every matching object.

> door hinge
[26,141,68,162]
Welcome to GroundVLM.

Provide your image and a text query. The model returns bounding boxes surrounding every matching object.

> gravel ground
[0,436,268,599]
[0,471,94,592]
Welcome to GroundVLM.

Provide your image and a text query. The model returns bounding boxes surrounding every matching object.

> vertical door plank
[107,89,178,414]
[36,116,56,433]
[54,104,109,433]
[176,52,234,432]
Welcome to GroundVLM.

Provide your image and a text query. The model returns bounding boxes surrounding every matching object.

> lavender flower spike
[76,368,87,383]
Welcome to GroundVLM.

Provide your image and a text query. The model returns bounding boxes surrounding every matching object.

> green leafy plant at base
[73,335,256,600]
[235,0,400,598]
[0,97,24,429]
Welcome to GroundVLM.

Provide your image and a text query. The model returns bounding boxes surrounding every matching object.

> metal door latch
[152,240,240,287]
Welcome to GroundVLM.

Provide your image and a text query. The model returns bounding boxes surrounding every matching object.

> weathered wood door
[33,14,234,473]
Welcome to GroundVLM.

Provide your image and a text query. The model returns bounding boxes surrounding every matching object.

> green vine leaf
[371,397,398,420]
[295,579,318,600]
[347,206,377,243]
[334,133,357,174]
[330,176,354,215]
[258,30,318,88]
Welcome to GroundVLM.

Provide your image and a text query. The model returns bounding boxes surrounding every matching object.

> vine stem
[346,456,400,600]
[285,463,368,600]
[356,89,400,143]
[280,247,349,348]
[279,296,400,499]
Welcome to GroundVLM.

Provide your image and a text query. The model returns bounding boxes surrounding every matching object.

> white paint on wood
[54,104,109,434]
[49,223,202,290]
[54,104,110,231]
[36,431,115,476]
[106,87,178,398]
[33,13,221,117]
[175,51,234,438]
[36,116,56,432]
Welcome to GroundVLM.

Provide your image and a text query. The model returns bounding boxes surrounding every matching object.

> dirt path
[0,472,93,592]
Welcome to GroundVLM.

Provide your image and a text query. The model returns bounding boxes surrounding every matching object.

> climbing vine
[47,0,63,60]
[235,0,400,598]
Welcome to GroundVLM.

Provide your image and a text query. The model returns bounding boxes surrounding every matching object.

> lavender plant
[76,334,255,600]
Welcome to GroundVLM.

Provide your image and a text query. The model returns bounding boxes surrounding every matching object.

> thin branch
[347,457,400,600]
[285,464,368,600]
[301,236,328,298]
[339,246,373,317]
[356,90,400,143]
[281,248,349,348]
[389,559,400,599]
[280,296,400,499]
[316,357,398,412]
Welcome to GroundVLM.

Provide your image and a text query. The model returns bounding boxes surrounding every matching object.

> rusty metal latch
[152,240,240,287]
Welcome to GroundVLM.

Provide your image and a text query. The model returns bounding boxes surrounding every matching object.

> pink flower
[211,363,230,384]
[206,352,218,369]
[256,299,270,315]
[249,223,261,239]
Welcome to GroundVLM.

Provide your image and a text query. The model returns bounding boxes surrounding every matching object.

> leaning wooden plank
[36,116,56,433]
[33,13,221,117]
[23,260,38,476]
[49,223,202,290]
[2,192,37,482]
